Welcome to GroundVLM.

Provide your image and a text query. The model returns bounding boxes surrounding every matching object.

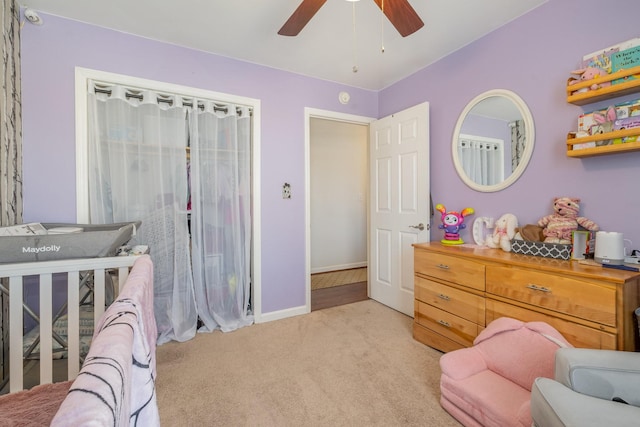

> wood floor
[311,281,368,311]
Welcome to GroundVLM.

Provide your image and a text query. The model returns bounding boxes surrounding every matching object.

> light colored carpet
[311,267,367,290]
[155,299,460,427]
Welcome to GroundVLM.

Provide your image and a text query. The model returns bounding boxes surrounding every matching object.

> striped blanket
[51,255,159,426]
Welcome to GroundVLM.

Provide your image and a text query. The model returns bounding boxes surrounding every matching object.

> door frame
[304,108,375,312]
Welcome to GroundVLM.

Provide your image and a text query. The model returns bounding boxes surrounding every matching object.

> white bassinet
[0,221,142,394]
[0,256,140,393]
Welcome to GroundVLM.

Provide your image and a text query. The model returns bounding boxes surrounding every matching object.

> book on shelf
[580,38,640,74]
[611,45,640,84]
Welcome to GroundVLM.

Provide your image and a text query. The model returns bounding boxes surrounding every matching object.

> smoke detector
[24,8,43,25]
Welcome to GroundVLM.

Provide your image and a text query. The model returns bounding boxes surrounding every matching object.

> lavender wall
[381,0,640,249]
[20,14,377,315]
[20,0,640,318]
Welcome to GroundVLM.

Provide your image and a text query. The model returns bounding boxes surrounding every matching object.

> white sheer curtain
[87,81,253,343]
[458,134,503,186]
[88,83,197,344]
[189,102,253,332]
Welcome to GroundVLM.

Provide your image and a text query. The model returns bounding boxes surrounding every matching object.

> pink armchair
[439,317,572,427]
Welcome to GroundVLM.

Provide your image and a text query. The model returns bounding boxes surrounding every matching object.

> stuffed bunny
[569,67,612,91]
[592,106,617,146]
[485,213,518,252]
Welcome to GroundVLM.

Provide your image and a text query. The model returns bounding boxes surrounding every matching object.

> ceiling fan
[278,0,424,38]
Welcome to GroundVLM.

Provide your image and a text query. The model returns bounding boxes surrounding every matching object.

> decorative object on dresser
[484,213,518,252]
[413,243,640,352]
[514,224,545,242]
[507,196,600,261]
[472,216,494,246]
[435,203,474,245]
[536,197,599,245]
[440,317,572,427]
[594,231,629,265]
[510,238,572,260]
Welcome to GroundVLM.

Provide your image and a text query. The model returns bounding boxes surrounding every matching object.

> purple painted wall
[381,0,640,249]
[20,0,640,317]
[20,14,377,315]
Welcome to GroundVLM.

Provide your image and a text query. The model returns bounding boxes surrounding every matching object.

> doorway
[305,103,430,315]
[305,109,374,312]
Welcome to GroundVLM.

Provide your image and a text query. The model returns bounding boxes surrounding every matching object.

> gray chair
[531,347,640,426]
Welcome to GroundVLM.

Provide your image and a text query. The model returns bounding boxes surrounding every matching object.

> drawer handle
[437,264,450,270]
[438,320,451,328]
[438,294,451,301]
[526,284,551,293]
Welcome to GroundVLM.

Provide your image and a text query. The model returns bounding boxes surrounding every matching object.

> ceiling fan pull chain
[352,1,358,73]
[380,0,385,53]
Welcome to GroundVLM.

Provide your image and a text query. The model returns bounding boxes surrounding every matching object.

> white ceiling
[20,0,548,91]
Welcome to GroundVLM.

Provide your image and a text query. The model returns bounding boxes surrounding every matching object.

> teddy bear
[537,197,599,244]
[485,213,518,252]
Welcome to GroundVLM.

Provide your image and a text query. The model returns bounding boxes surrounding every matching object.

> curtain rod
[93,87,251,117]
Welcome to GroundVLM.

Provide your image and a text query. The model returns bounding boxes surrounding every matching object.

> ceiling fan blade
[372,0,424,37]
[278,0,327,36]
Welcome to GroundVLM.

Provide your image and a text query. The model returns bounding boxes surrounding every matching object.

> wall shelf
[567,129,640,157]
[566,65,640,105]
[566,63,640,157]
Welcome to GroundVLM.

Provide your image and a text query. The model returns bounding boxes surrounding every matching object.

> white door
[369,102,430,316]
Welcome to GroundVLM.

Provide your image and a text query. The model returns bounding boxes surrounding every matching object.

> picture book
[611,45,640,84]
[581,38,640,75]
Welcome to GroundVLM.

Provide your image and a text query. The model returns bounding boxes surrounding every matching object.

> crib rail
[1,256,139,393]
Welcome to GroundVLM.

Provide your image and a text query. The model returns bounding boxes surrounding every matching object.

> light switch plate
[282,183,291,199]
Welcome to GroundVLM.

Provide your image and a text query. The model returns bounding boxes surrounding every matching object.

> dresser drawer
[414,250,485,291]
[486,266,616,327]
[414,276,485,325]
[414,300,480,347]
[413,322,465,353]
[486,299,616,349]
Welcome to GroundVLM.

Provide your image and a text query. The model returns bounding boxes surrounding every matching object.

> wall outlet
[282,183,291,199]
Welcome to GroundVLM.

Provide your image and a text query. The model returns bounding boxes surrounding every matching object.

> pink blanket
[51,255,159,426]
[0,381,71,427]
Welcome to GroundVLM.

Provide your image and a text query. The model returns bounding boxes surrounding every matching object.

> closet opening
[74,67,262,343]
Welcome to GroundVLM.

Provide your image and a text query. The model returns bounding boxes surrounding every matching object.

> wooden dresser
[413,242,640,352]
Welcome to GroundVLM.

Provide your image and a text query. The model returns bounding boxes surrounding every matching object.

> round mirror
[452,89,535,192]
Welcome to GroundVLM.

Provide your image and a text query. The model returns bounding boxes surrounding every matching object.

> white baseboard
[311,261,367,275]
[255,304,309,324]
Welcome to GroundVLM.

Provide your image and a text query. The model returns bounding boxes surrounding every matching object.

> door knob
[409,223,425,231]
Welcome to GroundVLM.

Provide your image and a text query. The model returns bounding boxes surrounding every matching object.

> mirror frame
[451,89,535,192]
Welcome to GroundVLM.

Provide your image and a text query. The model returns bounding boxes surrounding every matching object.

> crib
[0,255,139,393]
